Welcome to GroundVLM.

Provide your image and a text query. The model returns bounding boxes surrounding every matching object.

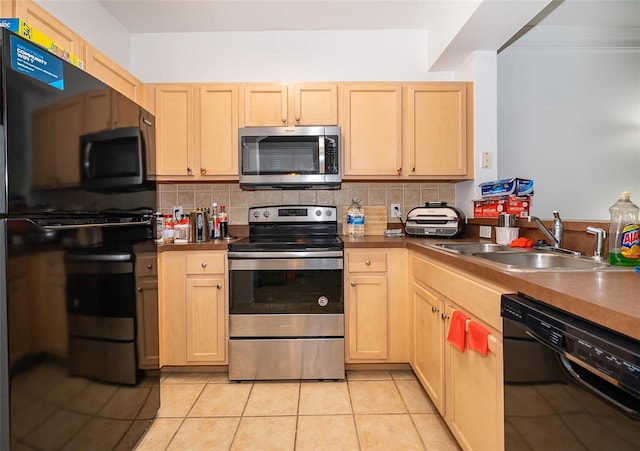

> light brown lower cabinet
[135,252,160,369]
[345,248,409,363]
[159,250,228,366]
[410,252,505,451]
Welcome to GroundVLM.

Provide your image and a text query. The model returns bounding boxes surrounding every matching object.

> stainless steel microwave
[238,126,341,189]
[80,127,146,191]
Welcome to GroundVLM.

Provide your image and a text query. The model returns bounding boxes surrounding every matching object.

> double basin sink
[427,242,619,272]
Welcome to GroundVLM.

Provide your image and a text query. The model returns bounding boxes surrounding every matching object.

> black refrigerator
[0,28,159,450]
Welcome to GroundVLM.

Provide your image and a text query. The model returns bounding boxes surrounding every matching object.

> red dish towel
[468,321,490,356]
[447,310,468,352]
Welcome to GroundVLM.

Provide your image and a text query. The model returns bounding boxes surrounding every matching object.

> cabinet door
[197,84,239,177]
[294,83,338,126]
[405,84,469,177]
[85,45,142,103]
[155,85,195,176]
[445,304,504,451]
[342,84,402,176]
[347,275,389,360]
[411,282,445,415]
[158,251,187,366]
[185,277,226,363]
[136,279,159,369]
[242,84,288,126]
[15,0,86,61]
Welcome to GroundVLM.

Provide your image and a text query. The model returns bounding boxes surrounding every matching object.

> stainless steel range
[227,205,345,381]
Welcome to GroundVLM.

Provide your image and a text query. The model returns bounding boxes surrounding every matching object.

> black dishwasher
[501,293,640,450]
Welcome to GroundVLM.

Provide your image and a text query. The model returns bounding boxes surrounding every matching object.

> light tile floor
[135,369,461,451]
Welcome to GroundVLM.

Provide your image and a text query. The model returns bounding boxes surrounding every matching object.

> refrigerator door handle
[10,218,152,231]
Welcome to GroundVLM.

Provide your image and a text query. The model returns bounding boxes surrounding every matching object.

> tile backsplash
[158,182,456,225]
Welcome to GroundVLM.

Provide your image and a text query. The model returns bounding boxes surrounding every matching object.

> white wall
[130,30,455,83]
[455,51,498,219]
[498,47,640,220]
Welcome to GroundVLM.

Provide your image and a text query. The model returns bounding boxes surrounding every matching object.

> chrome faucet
[586,226,607,260]
[528,211,564,248]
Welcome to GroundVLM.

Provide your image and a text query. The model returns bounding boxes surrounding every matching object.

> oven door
[228,257,343,315]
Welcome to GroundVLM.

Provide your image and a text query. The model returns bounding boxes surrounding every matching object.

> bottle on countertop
[218,205,228,238]
[174,214,190,244]
[211,202,221,239]
[347,198,365,238]
[608,191,640,266]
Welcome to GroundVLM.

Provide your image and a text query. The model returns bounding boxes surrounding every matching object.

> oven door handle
[229,257,343,271]
[228,250,343,259]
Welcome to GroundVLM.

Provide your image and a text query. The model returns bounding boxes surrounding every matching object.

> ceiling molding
[508,25,640,49]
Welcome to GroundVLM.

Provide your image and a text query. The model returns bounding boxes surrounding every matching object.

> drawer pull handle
[351,281,356,287]
[431,306,439,313]
[216,284,222,289]
[365,259,371,266]
[201,262,207,268]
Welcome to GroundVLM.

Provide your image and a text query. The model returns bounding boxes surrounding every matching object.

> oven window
[241,136,319,175]
[230,268,343,314]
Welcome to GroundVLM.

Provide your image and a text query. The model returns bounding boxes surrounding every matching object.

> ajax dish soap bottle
[608,191,640,266]
[347,198,365,237]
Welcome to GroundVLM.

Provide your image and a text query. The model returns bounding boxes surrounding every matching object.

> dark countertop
[161,234,640,341]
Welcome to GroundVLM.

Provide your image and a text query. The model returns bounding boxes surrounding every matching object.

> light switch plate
[479,225,492,238]
[480,152,492,169]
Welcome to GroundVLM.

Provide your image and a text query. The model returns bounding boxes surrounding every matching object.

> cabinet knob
[216,284,222,289]
[441,313,450,320]
[281,118,286,123]
[411,167,416,172]
[365,259,371,266]
[201,262,208,268]
[200,167,207,175]
[431,306,439,313]
[147,264,153,270]
[397,167,402,176]
[295,116,300,122]
[137,287,143,292]
[187,167,193,175]
[350,281,356,287]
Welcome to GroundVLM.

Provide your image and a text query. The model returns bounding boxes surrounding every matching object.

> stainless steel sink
[471,251,612,271]
[429,242,514,254]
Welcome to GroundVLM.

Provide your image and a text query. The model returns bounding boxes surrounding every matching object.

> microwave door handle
[318,136,325,174]
[83,142,94,179]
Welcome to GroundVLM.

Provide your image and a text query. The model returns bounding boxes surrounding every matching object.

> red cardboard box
[473,196,531,218]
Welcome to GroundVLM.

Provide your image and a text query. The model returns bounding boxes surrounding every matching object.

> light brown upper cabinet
[196,84,239,177]
[13,0,86,61]
[340,82,473,181]
[404,83,472,179]
[85,45,142,104]
[341,83,403,177]
[241,83,338,127]
[149,83,239,180]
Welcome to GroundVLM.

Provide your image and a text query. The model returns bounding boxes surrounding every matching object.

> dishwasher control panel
[502,293,640,398]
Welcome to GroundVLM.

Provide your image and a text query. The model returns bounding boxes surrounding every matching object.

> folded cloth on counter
[468,321,490,356]
[447,310,468,352]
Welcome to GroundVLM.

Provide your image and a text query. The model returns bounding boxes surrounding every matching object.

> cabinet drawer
[348,251,387,272]
[135,254,158,277]
[186,253,226,275]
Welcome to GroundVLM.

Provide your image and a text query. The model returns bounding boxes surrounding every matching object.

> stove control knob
[315,209,322,217]
[253,211,261,218]
[317,296,329,307]
[325,209,332,217]
[263,211,270,218]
